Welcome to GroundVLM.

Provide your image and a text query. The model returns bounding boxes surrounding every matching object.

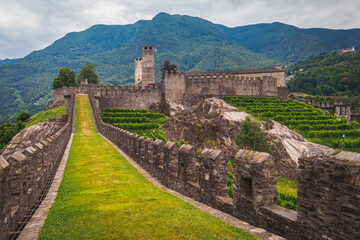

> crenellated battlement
[87,93,360,240]
[52,45,288,110]
[0,94,75,240]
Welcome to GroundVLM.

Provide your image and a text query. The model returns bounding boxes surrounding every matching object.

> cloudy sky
[1,0,359,59]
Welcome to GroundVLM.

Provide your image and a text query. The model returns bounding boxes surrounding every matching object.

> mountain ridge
[1,12,360,123]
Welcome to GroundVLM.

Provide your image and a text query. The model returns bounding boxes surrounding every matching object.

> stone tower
[134,45,155,86]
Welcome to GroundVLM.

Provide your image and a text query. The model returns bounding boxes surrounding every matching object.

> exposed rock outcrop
[0,115,68,158]
[47,99,64,110]
[261,119,331,178]
[162,98,255,157]
[163,97,334,179]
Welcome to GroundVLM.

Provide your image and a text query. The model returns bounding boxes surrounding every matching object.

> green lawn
[38,94,257,240]
[26,105,65,128]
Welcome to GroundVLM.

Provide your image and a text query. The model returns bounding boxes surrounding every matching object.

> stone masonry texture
[87,93,360,240]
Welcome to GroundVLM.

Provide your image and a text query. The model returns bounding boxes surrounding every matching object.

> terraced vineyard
[224,96,360,153]
[224,96,360,211]
[101,108,169,142]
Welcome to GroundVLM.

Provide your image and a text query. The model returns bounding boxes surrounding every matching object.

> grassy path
[38,95,257,240]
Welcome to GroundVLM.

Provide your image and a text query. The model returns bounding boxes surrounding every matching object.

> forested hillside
[287,52,360,97]
[228,23,360,63]
[0,58,20,66]
[1,12,360,123]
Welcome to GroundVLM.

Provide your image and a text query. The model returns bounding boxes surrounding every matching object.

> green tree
[0,122,25,150]
[161,60,177,78]
[234,116,271,153]
[77,64,99,84]
[53,67,76,89]
[16,111,30,122]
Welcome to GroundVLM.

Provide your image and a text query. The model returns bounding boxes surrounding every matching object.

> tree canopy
[161,60,178,78]
[53,67,76,89]
[287,52,360,97]
[16,111,30,123]
[77,64,99,84]
[234,117,271,153]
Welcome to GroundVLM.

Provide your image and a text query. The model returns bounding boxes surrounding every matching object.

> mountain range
[1,12,360,123]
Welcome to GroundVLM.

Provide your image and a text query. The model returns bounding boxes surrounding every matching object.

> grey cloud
[0,0,359,59]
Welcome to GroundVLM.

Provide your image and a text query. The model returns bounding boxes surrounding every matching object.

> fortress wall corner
[100,83,162,110]
[162,70,186,102]
[298,148,360,240]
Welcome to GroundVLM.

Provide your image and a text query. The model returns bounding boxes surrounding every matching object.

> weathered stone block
[0,155,9,171]
[233,149,277,220]
[153,139,165,169]
[133,135,141,161]
[199,149,227,196]
[164,141,179,176]
[178,145,198,184]
[144,138,154,170]
[298,147,360,240]
[138,136,146,163]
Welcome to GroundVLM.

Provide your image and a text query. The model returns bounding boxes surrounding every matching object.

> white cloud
[0,0,359,59]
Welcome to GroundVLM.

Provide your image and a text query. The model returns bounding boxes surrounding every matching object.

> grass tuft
[26,105,65,128]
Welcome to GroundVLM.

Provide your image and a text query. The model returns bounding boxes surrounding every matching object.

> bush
[226,171,234,198]
[0,122,25,150]
[16,111,30,122]
[234,116,271,153]
[277,193,297,211]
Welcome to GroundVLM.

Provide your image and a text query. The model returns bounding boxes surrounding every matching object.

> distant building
[339,46,356,54]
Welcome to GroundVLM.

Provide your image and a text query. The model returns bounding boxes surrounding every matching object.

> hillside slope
[1,12,360,123]
[227,22,360,63]
[287,52,360,98]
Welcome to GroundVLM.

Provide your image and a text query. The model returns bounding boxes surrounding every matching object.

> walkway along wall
[88,93,360,240]
[0,94,75,240]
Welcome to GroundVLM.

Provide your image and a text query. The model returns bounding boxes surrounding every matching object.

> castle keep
[134,45,155,86]
[54,45,288,109]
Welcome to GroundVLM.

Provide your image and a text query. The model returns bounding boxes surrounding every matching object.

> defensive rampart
[0,94,75,240]
[53,66,288,111]
[292,96,360,123]
[53,83,162,110]
[88,93,360,240]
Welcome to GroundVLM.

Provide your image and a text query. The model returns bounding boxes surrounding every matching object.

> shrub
[16,111,30,122]
[234,116,271,153]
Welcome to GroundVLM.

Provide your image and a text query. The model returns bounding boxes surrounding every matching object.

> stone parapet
[88,93,359,240]
[0,94,75,239]
[298,147,360,240]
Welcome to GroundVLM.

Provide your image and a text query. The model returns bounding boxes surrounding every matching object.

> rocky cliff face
[162,97,332,179]
[261,120,331,178]
[0,115,68,158]
[162,98,255,158]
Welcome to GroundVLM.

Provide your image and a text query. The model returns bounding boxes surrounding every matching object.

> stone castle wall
[298,148,360,240]
[99,84,162,109]
[160,68,287,102]
[53,66,288,109]
[292,96,360,123]
[0,95,75,240]
[185,74,277,97]
[88,93,360,240]
[53,83,162,110]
